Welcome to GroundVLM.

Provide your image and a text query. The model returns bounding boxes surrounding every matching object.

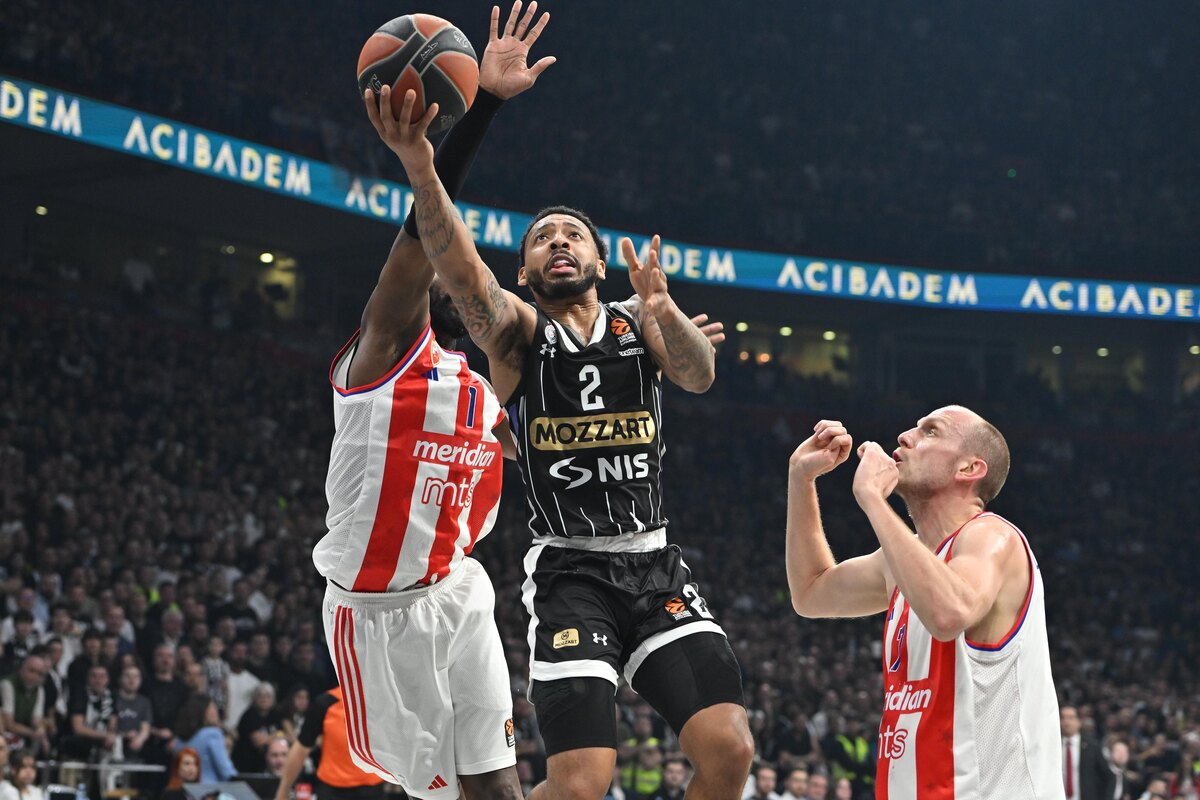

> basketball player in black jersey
[363,75,754,800]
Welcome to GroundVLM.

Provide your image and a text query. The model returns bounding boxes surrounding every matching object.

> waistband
[324,558,474,609]
[537,527,667,553]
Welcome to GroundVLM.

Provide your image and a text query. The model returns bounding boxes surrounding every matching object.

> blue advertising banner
[4,75,1197,322]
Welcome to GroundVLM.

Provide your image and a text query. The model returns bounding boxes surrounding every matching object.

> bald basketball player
[784,406,1063,800]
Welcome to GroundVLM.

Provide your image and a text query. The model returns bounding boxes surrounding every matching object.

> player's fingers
[830,434,853,454]
[690,313,709,325]
[857,441,870,458]
[395,88,417,130]
[489,6,500,41]
[528,55,556,78]
[704,331,726,344]
[515,1,538,38]
[416,102,440,136]
[619,237,641,271]
[525,10,550,44]
[363,88,385,134]
[504,0,523,36]
[647,234,662,269]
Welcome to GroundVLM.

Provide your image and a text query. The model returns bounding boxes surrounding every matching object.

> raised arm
[786,420,890,618]
[364,4,555,397]
[852,442,1019,641]
[349,2,553,389]
[620,236,717,393]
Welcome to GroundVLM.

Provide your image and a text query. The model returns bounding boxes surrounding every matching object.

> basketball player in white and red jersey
[313,5,555,800]
[784,407,1063,800]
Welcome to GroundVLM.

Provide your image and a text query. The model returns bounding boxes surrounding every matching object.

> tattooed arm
[365,85,535,398]
[621,236,717,393]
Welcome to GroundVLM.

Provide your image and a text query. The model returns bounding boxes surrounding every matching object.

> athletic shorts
[520,532,727,688]
[323,557,515,800]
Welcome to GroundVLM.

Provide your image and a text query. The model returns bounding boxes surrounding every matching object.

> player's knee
[684,707,755,786]
[552,769,610,800]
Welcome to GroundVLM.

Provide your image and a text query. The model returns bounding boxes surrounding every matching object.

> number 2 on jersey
[579,365,605,410]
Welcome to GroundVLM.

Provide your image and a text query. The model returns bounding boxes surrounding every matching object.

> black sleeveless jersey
[508,301,667,539]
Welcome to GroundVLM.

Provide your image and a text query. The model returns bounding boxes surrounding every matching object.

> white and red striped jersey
[314,325,505,592]
[877,512,1063,800]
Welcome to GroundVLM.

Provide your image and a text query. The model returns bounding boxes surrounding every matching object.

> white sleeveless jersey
[314,325,505,592]
[877,512,1064,800]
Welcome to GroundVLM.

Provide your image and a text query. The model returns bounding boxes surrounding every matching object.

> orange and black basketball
[357,14,479,135]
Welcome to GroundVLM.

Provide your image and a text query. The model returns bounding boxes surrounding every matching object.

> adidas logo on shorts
[427,775,449,791]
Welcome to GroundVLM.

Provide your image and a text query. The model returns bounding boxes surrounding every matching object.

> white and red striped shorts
[323,557,515,799]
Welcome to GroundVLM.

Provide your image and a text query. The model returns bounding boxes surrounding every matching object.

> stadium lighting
[1190,345,1200,355]
[1097,347,1110,358]
[1051,345,1062,355]
[735,322,749,332]
[221,245,236,255]
[35,205,48,216]
[738,351,750,361]
[259,252,275,264]
[757,353,772,364]
[1007,168,1017,178]
[779,326,793,337]
[823,330,837,341]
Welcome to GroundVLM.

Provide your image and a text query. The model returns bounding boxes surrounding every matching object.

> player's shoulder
[950,512,1024,558]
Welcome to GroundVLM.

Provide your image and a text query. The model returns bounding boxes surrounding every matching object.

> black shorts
[521,541,727,687]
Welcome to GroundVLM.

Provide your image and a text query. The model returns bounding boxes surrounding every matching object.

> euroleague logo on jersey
[611,317,637,346]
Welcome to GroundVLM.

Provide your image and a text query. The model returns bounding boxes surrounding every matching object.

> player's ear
[956,457,987,486]
[517,266,528,286]
[596,260,606,281]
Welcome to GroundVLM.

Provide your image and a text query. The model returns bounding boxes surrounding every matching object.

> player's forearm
[860,496,972,638]
[785,473,838,616]
[646,294,716,392]
[407,163,486,284]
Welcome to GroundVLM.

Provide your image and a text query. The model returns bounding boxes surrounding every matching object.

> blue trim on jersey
[333,325,431,397]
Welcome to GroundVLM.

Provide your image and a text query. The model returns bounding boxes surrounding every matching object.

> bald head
[941,405,1010,505]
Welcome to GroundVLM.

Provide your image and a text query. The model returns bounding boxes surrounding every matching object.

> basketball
[356,14,479,135]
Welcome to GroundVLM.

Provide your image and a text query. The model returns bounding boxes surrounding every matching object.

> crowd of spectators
[2,251,1199,800]
[2,0,1197,280]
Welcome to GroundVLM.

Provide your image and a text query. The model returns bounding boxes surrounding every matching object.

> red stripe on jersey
[330,609,369,771]
[420,363,476,584]
[332,325,432,395]
[915,636,956,799]
[352,349,434,591]
[343,608,393,778]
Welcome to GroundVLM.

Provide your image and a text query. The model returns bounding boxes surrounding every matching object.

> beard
[528,261,602,300]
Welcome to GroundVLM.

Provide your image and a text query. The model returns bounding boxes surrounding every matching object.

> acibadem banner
[4,75,1198,323]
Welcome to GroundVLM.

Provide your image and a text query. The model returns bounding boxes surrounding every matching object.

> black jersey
[509,301,667,539]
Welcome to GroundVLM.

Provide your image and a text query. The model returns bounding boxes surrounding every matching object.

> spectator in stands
[0,613,39,672]
[779,768,808,800]
[115,663,152,761]
[172,695,235,783]
[278,686,308,744]
[233,683,282,773]
[220,641,256,732]
[653,758,688,800]
[42,606,81,671]
[65,629,103,697]
[1063,705,1115,800]
[832,777,852,800]
[264,735,289,777]
[245,634,276,688]
[805,773,829,800]
[146,645,189,762]
[200,636,229,719]
[64,663,117,761]
[748,764,781,800]
[214,581,260,636]
[0,749,43,800]
[0,655,50,754]
[161,747,201,800]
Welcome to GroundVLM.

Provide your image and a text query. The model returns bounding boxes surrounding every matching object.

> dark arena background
[2,2,1199,800]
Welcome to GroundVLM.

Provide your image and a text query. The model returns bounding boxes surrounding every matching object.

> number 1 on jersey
[579,365,605,410]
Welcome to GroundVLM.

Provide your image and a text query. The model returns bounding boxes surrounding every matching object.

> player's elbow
[926,608,971,642]
[678,365,716,394]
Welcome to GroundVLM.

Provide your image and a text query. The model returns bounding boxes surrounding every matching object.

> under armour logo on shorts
[593,633,608,646]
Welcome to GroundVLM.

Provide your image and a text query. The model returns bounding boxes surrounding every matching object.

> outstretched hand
[480,1,556,100]
[621,235,669,308]
[363,86,438,174]
[789,420,854,481]
[689,313,725,346]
